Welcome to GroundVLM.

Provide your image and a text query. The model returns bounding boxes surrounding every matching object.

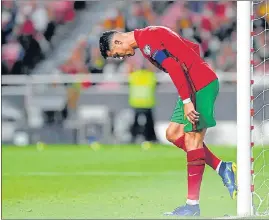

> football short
[170,79,219,132]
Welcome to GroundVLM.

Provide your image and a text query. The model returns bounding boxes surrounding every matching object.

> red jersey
[134,26,217,101]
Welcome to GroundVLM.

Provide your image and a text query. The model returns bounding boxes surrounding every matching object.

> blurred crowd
[1,0,86,75]
[2,1,268,77]
[83,1,268,77]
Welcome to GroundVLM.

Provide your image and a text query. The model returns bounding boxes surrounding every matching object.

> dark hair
[99,30,118,59]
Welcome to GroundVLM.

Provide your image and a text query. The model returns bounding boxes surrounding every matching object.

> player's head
[99,30,135,60]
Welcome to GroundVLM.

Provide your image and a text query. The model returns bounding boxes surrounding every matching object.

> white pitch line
[2,171,183,177]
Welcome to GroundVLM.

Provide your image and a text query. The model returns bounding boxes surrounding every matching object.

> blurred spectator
[2,36,25,75]
[103,9,125,31]
[2,4,17,45]
[151,1,174,15]
[128,68,158,143]
[57,37,91,121]
[18,13,44,70]
[216,41,236,72]
[1,0,85,75]
[31,2,49,33]
[87,46,106,74]
[50,1,75,24]
[124,2,149,32]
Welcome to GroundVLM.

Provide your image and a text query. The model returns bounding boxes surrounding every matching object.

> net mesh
[251,0,269,216]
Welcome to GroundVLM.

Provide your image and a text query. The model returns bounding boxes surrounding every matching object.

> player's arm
[152,29,192,101]
[160,55,199,124]
[162,56,191,101]
[153,29,199,123]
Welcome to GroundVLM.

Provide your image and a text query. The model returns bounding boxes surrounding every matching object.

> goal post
[237,1,252,217]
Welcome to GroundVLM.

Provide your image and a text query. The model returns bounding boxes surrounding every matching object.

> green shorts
[170,79,219,133]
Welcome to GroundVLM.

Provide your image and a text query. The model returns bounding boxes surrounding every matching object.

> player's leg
[184,129,206,206]
[164,129,206,217]
[130,108,140,143]
[144,109,158,142]
[194,79,237,200]
[167,99,222,172]
[165,79,236,217]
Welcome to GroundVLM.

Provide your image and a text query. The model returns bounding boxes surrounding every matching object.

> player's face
[107,40,135,60]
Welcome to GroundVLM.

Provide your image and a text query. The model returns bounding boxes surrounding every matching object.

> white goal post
[237,1,252,217]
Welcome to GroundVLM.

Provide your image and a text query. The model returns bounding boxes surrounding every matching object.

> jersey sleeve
[152,28,194,101]
[162,57,191,100]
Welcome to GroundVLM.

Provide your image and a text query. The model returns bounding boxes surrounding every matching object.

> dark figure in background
[131,108,157,143]
[74,1,86,10]
[128,68,158,143]
[44,21,56,43]
[18,34,43,71]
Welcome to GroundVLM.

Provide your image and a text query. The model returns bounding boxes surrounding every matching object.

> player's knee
[166,126,184,143]
[184,132,205,151]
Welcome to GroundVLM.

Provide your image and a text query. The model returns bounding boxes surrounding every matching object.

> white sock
[186,199,199,205]
[216,161,222,174]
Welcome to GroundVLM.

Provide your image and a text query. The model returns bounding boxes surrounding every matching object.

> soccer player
[99,26,237,216]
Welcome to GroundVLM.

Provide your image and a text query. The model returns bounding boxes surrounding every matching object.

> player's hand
[184,102,199,124]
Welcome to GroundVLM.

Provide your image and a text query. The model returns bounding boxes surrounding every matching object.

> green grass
[2,144,268,219]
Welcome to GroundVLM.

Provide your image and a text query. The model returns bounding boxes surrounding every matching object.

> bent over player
[99,26,237,217]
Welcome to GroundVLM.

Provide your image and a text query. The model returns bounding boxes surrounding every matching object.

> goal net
[251,0,269,216]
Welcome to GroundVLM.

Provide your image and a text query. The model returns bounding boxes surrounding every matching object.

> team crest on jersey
[143,45,151,56]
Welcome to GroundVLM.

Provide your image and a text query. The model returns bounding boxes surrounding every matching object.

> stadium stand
[2,0,85,75]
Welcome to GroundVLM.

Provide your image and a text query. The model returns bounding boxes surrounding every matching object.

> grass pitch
[2,144,267,219]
